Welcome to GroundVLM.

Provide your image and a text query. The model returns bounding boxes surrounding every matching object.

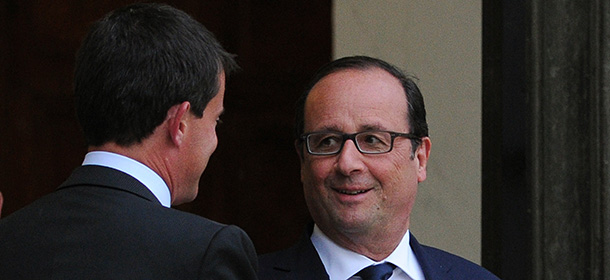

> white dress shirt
[82,151,171,208]
[311,224,425,280]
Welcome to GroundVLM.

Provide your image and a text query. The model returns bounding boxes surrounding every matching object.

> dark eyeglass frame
[299,130,421,155]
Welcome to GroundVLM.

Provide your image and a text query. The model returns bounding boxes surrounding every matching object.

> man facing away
[0,3,257,279]
[258,56,499,280]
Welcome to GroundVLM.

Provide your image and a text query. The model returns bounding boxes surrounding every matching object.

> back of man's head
[74,3,237,147]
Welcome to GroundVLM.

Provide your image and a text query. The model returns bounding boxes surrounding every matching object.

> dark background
[0,0,331,254]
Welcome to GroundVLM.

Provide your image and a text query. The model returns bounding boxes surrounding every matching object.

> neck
[89,142,147,165]
[321,223,409,261]
[89,140,173,192]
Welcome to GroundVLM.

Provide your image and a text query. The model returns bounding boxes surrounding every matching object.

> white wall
[334,0,482,263]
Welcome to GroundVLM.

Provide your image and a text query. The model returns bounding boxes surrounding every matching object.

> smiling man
[258,56,498,280]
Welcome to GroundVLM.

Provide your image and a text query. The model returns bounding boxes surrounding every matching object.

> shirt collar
[311,224,424,280]
[82,151,171,208]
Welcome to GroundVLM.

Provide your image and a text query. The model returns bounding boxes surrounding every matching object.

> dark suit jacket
[0,165,258,280]
[258,225,499,280]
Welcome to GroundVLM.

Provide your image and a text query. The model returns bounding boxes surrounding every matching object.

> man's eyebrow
[313,125,342,132]
[308,123,387,133]
[360,124,386,131]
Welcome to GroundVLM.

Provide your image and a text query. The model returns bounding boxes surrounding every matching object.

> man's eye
[311,134,341,149]
[319,136,340,147]
[363,135,382,144]
[358,132,391,149]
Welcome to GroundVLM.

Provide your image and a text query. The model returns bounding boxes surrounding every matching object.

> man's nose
[335,139,366,175]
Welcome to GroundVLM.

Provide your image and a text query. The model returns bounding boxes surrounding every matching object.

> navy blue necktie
[356,262,396,280]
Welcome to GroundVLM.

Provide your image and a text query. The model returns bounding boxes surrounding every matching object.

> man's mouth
[335,188,371,195]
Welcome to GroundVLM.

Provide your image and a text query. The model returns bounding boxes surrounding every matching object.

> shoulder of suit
[419,245,500,279]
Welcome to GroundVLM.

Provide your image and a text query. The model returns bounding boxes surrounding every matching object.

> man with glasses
[258,56,498,280]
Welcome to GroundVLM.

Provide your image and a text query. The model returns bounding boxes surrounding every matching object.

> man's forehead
[303,71,410,132]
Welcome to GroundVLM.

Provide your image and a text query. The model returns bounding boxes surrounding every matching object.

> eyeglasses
[299,130,420,155]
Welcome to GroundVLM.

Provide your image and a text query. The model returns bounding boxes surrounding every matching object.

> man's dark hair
[74,3,238,146]
[295,56,428,152]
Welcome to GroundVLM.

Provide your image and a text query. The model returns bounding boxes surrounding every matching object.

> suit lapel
[269,224,330,279]
[58,165,161,205]
[292,227,329,279]
[266,228,453,280]
[410,233,451,280]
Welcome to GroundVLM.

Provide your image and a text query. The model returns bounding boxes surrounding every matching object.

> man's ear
[295,140,304,161]
[167,101,191,146]
[294,140,306,183]
[416,137,431,182]
[0,191,4,218]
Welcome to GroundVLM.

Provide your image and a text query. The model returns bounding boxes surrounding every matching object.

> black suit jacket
[258,225,499,280]
[0,165,258,280]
